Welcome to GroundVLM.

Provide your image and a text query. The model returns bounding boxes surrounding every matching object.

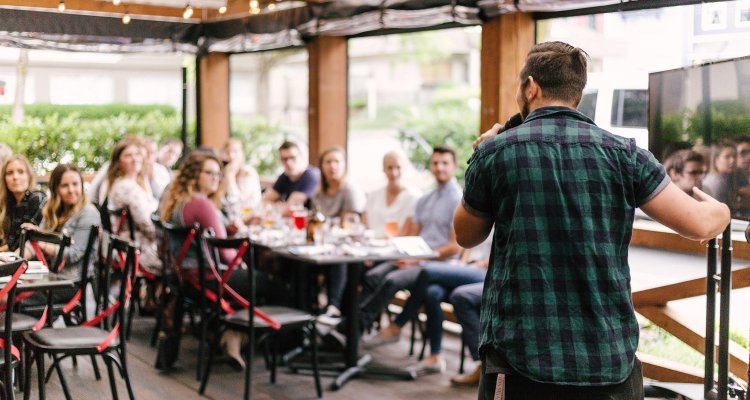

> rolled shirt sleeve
[462,150,494,220]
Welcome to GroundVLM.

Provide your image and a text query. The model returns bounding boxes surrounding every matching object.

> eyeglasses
[684,170,706,176]
[201,170,223,179]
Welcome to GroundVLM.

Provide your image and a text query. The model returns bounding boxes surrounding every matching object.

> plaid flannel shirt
[463,106,668,385]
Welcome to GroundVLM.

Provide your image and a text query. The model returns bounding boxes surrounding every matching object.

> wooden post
[307,36,348,166]
[197,52,230,150]
[480,12,534,133]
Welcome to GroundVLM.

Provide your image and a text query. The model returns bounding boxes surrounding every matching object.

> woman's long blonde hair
[160,151,225,221]
[105,136,149,198]
[0,155,37,236]
[42,164,88,232]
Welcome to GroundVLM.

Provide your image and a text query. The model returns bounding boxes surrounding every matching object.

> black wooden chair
[23,235,139,400]
[198,234,322,399]
[0,259,29,400]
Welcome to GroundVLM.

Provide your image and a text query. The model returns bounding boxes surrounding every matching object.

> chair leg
[418,320,427,361]
[126,279,140,341]
[114,353,136,400]
[23,347,32,400]
[34,350,45,400]
[459,337,466,374]
[409,319,416,356]
[90,355,102,380]
[198,332,216,395]
[103,356,119,400]
[307,326,322,399]
[270,338,277,384]
[52,355,73,400]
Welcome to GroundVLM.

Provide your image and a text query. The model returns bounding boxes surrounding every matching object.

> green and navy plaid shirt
[464,106,669,385]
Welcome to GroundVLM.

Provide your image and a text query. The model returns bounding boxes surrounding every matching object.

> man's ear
[526,76,541,101]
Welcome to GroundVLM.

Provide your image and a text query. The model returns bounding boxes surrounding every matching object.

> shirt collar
[522,106,595,125]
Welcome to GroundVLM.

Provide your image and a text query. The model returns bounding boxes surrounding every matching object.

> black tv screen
[649,55,750,220]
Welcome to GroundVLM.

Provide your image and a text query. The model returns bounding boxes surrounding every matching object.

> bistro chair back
[199,233,322,399]
[0,259,28,400]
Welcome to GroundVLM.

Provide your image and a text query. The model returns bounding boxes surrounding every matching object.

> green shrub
[0,110,182,174]
[0,103,176,120]
[230,116,290,178]
[396,85,479,180]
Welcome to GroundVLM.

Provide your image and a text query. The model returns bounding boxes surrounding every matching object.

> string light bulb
[267,2,276,10]
[250,7,260,14]
[218,5,227,14]
[249,0,258,8]
[122,7,131,24]
[113,0,121,5]
[183,3,193,19]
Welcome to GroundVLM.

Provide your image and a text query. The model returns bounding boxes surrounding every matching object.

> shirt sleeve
[462,151,493,219]
[342,184,366,214]
[63,205,99,265]
[299,168,321,198]
[633,147,670,207]
[182,196,237,263]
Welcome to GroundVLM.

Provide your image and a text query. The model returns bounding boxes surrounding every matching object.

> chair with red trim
[0,258,29,400]
[198,234,322,399]
[22,235,139,400]
[156,221,203,375]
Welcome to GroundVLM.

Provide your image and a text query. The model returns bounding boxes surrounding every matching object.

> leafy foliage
[0,103,176,120]
[231,116,293,178]
[396,85,480,180]
[0,110,181,174]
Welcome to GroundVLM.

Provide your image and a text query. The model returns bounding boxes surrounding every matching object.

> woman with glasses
[0,155,47,252]
[160,150,250,370]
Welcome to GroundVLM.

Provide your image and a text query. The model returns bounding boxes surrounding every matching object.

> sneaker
[361,331,400,349]
[418,357,446,374]
[450,365,481,386]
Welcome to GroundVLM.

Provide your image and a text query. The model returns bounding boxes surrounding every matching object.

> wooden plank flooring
[26,317,479,400]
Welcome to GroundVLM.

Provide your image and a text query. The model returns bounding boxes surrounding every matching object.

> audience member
[142,137,172,199]
[221,138,262,218]
[363,151,420,237]
[358,146,462,348]
[0,155,47,252]
[663,149,706,195]
[159,150,249,370]
[702,141,737,206]
[20,163,99,305]
[100,137,161,276]
[367,236,492,374]
[157,137,184,169]
[313,147,365,317]
[263,141,320,207]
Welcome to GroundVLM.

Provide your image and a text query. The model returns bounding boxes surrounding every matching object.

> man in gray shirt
[358,145,462,344]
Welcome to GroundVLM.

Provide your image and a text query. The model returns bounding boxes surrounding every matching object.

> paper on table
[390,236,433,257]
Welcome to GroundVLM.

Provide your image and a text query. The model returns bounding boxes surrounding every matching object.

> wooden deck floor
[28,316,479,400]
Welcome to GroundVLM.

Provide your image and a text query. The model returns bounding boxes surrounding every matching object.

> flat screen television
[649,55,750,220]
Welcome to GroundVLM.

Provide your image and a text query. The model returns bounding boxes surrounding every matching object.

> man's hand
[395,259,420,269]
[473,123,502,150]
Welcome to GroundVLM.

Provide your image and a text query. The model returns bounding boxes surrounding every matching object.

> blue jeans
[394,262,486,356]
[449,282,483,361]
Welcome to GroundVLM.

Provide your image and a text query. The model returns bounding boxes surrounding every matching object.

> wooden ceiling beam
[0,0,205,21]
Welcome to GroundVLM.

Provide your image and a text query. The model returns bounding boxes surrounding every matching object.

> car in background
[577,73,649,149]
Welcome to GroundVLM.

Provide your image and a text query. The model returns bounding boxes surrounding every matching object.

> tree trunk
[12,49,28,124]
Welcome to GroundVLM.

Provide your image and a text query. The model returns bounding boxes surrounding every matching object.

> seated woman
[0,155,47,252]
[363,151,420,238]
[221,138,262,219]
[99,137,162,277]
[21,164,99,305]
[313,147,365,317]
[702,141,737,206]
[365,236,492,374]
[160,150,250,370]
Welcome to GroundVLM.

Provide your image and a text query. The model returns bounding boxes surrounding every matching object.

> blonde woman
[221,138,262,218]
[21,164,99,305]
[0,155,47,252]
[100,137,161,276]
